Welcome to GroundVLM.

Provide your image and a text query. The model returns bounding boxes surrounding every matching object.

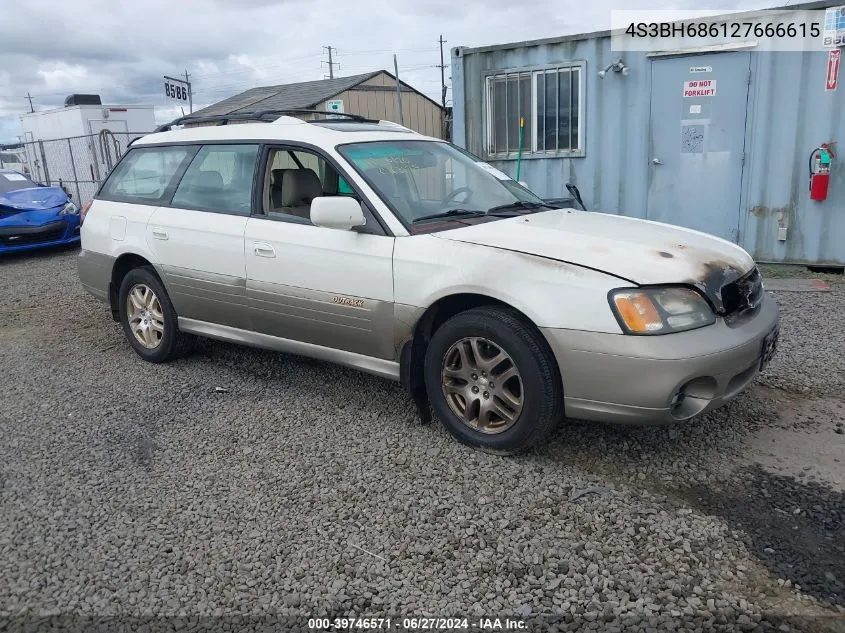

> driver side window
[259,146,392,236]
[264,148,353,223]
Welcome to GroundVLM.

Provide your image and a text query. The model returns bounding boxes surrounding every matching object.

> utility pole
[322,46,339,79]
[393,54,405,126]
[184,69,193,113]
[437,35,448,108]
[26,93,34,113]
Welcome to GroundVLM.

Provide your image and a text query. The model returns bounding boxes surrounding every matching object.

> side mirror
[565,183,586,210]
[310,196,366,231]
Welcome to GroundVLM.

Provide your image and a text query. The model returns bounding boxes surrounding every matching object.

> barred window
[487,73,533,155]
[486,65,583,157]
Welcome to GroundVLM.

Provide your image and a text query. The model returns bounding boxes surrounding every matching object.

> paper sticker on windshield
[3,173,27,181]
[475,162,512,181]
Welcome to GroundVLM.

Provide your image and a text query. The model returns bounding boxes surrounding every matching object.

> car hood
[0,187,67,214]
[433,208,756,311]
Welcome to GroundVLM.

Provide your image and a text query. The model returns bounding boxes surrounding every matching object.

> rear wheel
[118,267,193,363]
[423,306,563,454]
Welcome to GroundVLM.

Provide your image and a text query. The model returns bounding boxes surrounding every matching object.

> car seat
[280,169,323,220]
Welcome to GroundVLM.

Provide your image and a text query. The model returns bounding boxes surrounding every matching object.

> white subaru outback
[78,110,779,454]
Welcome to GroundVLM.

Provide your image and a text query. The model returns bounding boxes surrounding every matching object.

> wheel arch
[399,292,554,422]
[109,253,162,321]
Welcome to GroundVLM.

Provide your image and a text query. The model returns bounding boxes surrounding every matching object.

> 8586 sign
[164,79,189,102]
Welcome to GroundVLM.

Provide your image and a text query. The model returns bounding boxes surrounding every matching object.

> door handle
[254,242,276,258]
[651,157,664,165]
[151,227,169,240]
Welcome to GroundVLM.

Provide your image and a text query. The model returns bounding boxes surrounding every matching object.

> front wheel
[118,266,193,363]
[423,306,563,454]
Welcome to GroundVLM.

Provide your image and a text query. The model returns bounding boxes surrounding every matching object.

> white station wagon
[78,110,779,454]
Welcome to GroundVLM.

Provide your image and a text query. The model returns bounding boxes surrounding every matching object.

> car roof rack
[153,109,379,133]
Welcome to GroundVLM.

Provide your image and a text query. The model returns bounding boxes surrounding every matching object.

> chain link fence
[19,131,149,204]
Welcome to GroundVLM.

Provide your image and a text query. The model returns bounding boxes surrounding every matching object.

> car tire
[423,306,563,455]
[118,266,193,363]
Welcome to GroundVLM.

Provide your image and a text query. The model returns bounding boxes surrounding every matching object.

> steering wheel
[443,186,473,205]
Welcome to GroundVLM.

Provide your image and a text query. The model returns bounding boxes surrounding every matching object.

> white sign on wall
[326,99,345,118]
[689,66,713,73]
[683,79,717,97]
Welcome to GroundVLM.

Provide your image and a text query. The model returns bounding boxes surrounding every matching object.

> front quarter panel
[393,234,625,333]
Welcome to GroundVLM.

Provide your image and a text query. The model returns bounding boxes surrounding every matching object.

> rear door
[147,143,260,330]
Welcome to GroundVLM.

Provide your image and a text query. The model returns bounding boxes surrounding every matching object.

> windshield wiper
[486,200,554,216]
[411,208,487,224]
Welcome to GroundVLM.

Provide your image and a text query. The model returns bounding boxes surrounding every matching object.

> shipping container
[452,0,845,266]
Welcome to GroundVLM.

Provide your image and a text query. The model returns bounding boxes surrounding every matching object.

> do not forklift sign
[683,79,717,97]
[826,49,840,92]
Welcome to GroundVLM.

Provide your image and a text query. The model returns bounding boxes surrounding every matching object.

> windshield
[0,172,36,195]
[337,140,545,228]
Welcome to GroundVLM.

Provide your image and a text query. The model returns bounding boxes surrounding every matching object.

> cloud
[0,0,778,142]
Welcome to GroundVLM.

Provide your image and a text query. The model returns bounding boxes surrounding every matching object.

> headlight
[609,286,715,335]
[59,201,79,216]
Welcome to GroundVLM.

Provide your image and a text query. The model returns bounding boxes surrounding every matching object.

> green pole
[515,116,525,181]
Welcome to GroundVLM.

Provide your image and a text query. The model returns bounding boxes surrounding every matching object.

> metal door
[646,51,751,242]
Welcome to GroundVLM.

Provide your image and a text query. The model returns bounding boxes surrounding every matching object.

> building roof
[189,70,442,120]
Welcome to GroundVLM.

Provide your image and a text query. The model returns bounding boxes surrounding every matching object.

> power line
[186,46,436,80]
[1,47,441,101]
[189,53,325,79]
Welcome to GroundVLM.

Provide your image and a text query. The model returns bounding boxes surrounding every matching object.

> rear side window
[171,144,259,215]
[100,146,193,202]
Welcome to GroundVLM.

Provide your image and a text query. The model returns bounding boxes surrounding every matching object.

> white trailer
[19,100,156,201]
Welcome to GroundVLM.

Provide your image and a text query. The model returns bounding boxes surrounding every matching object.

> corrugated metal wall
[453,32,845,265]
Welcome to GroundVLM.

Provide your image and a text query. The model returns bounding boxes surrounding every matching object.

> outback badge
[332,295,364,308]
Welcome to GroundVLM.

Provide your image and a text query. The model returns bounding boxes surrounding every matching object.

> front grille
[721,266,764,317]
[0,221,68,247]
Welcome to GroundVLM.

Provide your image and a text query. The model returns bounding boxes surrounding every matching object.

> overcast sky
[0,0,777,143]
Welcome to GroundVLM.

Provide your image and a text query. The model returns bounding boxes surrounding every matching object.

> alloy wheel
[126,284,164,349]
[440,336,524,434]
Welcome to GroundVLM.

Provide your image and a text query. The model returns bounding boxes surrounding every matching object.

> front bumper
[0,219,80,254]
[541,294,780,424]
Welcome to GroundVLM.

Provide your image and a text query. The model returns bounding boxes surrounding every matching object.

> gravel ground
[1,247,843,633]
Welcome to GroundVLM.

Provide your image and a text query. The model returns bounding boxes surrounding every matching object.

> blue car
[0,169,81,254]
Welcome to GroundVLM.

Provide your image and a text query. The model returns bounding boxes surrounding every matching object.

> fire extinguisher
[808,143,834,202]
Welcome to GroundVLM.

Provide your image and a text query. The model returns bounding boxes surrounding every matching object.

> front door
[646,51,751,242]
[244,145,395,360]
